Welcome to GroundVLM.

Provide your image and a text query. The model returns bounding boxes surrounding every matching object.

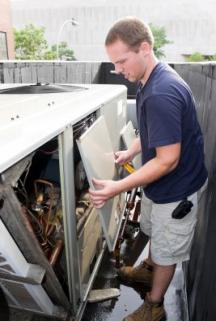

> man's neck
[141,56,159,85]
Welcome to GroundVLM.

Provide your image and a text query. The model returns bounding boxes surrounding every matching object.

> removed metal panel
[121,121,141,170]
[76,116,124,251]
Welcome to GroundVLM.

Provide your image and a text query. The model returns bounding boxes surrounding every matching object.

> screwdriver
[114,153,135,174]
[123,162,135,174]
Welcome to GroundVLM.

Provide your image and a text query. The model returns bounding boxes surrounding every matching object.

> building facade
[11,0,216,62]
[0,0,15,59]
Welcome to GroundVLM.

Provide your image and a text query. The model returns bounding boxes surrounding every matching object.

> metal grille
[0,280,42,311]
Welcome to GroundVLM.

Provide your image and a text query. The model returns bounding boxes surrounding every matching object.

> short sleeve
[145,94,182,148]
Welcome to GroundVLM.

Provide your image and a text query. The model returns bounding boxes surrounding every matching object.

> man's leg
[150,263,176,302]
[123,262,168,321]
[122,253,174,321]
[123,192,199,320]
[145,244,175,302]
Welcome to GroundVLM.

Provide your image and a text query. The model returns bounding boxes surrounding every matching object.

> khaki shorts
[140,182,207,266]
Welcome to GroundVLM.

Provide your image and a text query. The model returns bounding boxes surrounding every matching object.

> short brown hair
[105,17,154,50]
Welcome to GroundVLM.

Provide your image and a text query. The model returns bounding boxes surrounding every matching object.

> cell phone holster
[171,199,193,219]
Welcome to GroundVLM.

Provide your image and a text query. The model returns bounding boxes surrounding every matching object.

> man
[89,17,207,321]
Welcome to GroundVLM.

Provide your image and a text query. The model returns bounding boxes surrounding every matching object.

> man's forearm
[116,156,177,193]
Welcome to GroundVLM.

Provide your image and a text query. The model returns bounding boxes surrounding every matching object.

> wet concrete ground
[1,232,188,321]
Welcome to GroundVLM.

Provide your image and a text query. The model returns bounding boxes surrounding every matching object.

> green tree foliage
[14,24,75,60]
[149,23,172,59]
[187,52,216,62]
[14,24,48,59]
[49,42,75,61]
[209,54,216,61]
[186,52,205,62]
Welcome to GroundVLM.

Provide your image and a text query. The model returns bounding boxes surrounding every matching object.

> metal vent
[0,83,88,94]
[0,220,55,315]
[0,280,42,311]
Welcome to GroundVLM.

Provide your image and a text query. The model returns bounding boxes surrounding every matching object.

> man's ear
[139,41,152,55]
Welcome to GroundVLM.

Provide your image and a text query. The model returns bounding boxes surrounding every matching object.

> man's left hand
[89,178,120,208]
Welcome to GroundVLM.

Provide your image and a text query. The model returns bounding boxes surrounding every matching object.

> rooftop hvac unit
[0,83,127,320]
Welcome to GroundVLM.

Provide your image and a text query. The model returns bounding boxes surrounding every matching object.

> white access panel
[76,116,124,251]
[121,121,142,170]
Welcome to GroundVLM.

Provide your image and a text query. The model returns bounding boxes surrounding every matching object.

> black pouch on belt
[171,199,193,219]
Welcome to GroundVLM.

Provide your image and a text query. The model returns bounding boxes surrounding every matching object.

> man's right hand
[114,150,133,165]
[114,137,141,165]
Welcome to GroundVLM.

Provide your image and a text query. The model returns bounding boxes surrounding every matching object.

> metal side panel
[58,127,81,312]
[121,120,142,170]
[76,116,124,252]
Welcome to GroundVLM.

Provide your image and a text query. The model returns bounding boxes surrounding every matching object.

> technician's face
[106,39,147,83]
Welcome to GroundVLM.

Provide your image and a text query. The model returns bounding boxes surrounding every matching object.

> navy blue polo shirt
[136,62,207,203]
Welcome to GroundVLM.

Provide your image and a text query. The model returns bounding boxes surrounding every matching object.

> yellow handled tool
[123,162,135,174]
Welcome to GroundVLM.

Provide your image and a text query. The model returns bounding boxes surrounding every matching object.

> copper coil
[49,239,64,266]
[41,241,51,257]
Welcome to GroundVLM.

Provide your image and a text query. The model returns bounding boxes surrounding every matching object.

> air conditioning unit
[0,83,127,320]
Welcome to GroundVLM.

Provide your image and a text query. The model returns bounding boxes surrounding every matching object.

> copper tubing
[41,241,51,257]
[126,188,137,211]
[34,179,55,237]
[34,179,55,197]
[46,224,56,237]
[113,238,123,268]
[132,200,141,222]
[49,239,64,266]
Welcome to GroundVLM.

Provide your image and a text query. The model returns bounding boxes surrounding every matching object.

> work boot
[118,260,153,287]
[123,293,166,321]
